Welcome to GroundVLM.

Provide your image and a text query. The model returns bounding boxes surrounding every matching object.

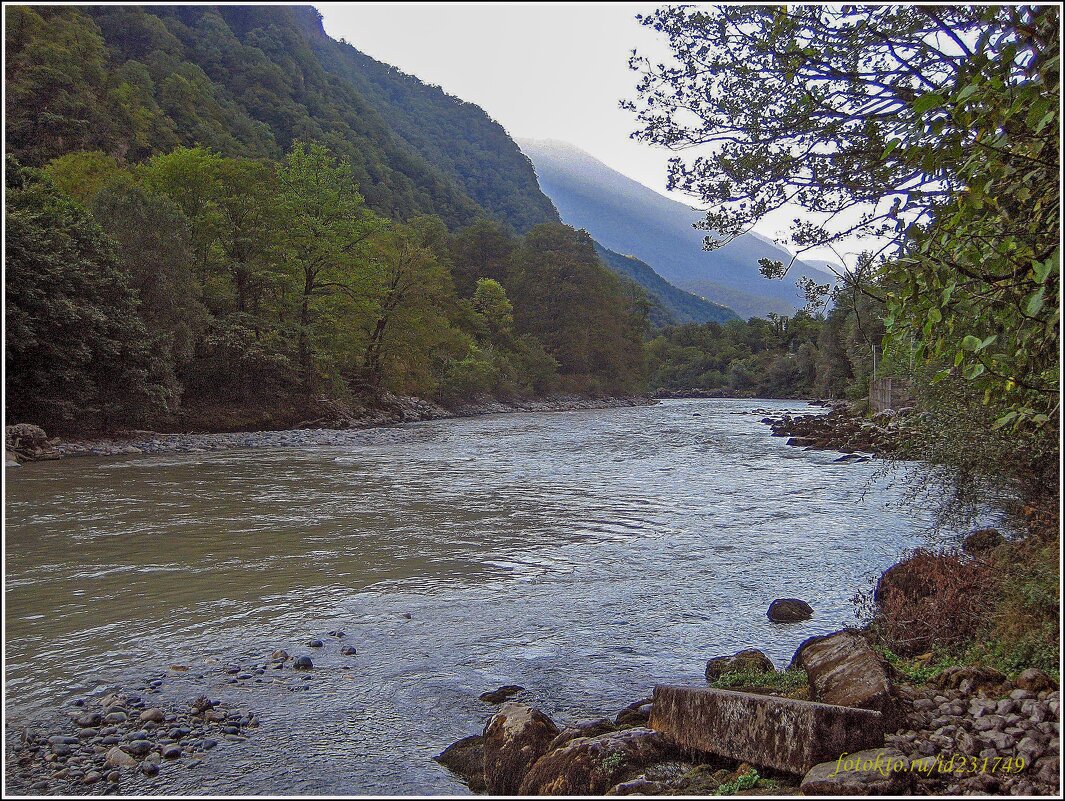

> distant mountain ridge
[518,138,835,318]
[594,243,738,327]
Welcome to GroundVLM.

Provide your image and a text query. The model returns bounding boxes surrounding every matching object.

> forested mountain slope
[5,5,558,233]
[594,243,738,327]
[299,11,560,233]
[519,138,836,318]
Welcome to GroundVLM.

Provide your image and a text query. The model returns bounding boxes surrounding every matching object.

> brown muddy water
[4,399,962,794]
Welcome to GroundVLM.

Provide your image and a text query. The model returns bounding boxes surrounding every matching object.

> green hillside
[5,5,558,233]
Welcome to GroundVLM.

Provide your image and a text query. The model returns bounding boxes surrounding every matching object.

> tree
[276,142,382,391]
[353,216,458,395]
[43,151,122,205]
[5,159,160,430]
[91,178,207,405]
[628,5,1059,427]
[471,278,514,341]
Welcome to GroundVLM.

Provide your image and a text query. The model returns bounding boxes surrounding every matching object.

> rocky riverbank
[760,401,902,457]
[5,394,655,462]
[436,631,1060,796]
[4,633,360,795]
[6,687,258,795]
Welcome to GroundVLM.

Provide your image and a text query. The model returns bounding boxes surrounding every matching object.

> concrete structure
[649,686,886,775]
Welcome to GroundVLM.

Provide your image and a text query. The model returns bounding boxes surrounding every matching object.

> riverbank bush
[647,301,877,399]
[870,535,1060,680]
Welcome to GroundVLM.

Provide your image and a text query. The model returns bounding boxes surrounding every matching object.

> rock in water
[962,527,1004,554]
[797,630,900,727]
[482,703,560,794]
[800,748,915,795]
[434,735,486,793]
[705,649,775,680]
[767,598,814,622]
[479,685,524,704]
[519,727,672,795]
[649,685,884,774]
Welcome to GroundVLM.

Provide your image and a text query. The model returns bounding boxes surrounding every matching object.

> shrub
[873,548,995,657]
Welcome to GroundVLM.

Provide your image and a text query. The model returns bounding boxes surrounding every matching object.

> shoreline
[10,394,661,462]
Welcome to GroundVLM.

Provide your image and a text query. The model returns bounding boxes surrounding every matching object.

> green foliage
[707,668,808,693]
[9,139,645,430]
[877,647,965,686]
[4,159,162,430]
[648,303,875,398]
[715,768,761,796]
[91,177,207,400]
[5,5,557,233]
[508,224,649,396]
[969,538,1060,677]
[43,151,121,205]
[880,6,1059,430]
[630,3,1059,518]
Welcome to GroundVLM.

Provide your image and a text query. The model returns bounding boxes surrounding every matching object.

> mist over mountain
[518,138,835,318]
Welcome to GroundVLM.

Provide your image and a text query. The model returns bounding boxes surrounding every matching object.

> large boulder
[519,727,673,795]
[434,735,486,793]
[649,685,884,775]
[6,423,47,450]
[768,598,814,622]
[705,649,775,680]
[1015,668,1057,693]
[549,719,619,751]
[614,698,653,727]
[797,631,900,728]
[800,748,914,795]
[5,423,58,461]
[482,703,560,794]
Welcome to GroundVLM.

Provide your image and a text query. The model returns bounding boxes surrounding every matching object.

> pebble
[294,656,313,670]
[341,646,357,656]
[307,639,324,648]
[11,686,259,793]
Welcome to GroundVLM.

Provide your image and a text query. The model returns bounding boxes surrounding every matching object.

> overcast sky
[317,3,846,265]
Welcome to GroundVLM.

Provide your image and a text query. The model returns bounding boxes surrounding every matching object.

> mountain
[6,5,558,233]
[518,139,836,318]
[594,243,738,327]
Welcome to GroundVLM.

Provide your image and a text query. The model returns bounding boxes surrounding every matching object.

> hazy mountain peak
[520,138,835,318]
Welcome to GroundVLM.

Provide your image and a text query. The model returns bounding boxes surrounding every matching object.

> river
[4,398,957,794]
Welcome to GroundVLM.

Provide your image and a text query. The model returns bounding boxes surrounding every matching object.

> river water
[4,399,959,794]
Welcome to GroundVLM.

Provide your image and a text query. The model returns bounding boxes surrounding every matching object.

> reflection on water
[5,399,952,794]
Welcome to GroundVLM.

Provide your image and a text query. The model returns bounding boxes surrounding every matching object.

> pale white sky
[317,2,854,267]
